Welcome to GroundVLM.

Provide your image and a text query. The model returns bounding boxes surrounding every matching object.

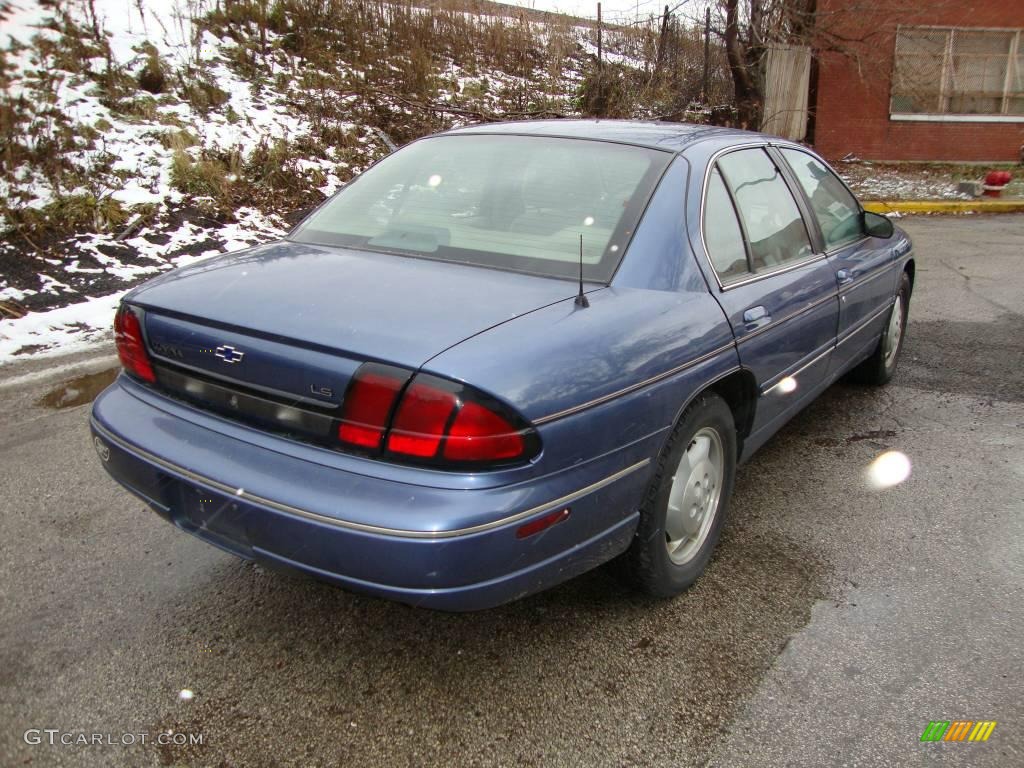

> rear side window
[703,168,750,283]
[717,149,813,271]
[780,148,864,251]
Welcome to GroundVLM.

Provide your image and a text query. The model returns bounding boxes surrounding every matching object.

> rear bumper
[90,376,651,610]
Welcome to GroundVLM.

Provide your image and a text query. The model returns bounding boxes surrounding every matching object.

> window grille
[891,27,1023,116]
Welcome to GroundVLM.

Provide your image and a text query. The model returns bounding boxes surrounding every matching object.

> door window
[703,167,751,283]
[717,149,813,272]
[780,148,864,251]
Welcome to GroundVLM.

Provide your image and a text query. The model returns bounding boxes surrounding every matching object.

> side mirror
[863,210,894,239]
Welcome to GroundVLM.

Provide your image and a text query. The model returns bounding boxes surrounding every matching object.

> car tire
[622,391,737,598]
[851,271,911,386]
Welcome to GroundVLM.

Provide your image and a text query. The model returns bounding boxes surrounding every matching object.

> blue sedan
[91,120,913,610]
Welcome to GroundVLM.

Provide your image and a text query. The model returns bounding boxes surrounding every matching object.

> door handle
[836,269,853,284]
[743,306,769,325]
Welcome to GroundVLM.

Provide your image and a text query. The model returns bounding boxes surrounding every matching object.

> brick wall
[812,0,1024,162]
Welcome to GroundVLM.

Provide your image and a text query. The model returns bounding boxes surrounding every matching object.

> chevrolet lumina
[90,121,913,610]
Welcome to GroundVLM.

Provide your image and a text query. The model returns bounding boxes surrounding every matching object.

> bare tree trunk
[654,5,670,83]
[723,0,762,129]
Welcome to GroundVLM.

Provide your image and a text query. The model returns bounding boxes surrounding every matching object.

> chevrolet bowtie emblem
[215,345,245,364]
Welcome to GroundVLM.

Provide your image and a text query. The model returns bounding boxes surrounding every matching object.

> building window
[891,26,1024,120]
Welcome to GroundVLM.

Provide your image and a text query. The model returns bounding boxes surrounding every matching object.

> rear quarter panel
[424,162,738,478]
[424,286,738,477]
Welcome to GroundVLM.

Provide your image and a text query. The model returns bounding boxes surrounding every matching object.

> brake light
[337,366,538,468]
[114,305,155,383]
[444,401,524,461]
[337,365,409,450]
[387,381,458,457]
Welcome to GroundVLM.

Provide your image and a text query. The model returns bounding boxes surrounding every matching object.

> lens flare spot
[866,450,911,489]
[178,689,194,702]
[777,376,797,394]
[427,174,442,187]
[583,216,595,226]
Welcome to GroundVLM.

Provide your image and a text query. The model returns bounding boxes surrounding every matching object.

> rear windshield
[290,134,672,282]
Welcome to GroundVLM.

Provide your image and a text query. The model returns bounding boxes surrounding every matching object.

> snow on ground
[0,0,341,359]
[838,162,972,201]
[577,37,638,68]
[1,1,353,217]
[1,205,288,314]
[0,290,125,363]
[0,207,291,361]
[0,206,290,362]
[88,0,209,67]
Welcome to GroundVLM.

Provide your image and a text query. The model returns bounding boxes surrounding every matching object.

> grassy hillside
[0,0,731,323]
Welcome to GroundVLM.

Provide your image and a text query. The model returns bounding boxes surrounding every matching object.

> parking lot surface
[1,215,1021,767]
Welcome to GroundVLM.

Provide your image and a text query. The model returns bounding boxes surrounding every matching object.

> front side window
[717,149,813,272]
[290,135,672,282]
[780,149,863,251]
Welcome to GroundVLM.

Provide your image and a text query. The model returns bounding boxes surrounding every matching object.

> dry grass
[5,193,129,246]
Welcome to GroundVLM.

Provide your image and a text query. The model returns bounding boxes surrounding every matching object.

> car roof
[444,119,759,153]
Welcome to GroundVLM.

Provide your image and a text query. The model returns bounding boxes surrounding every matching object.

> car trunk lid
[130,239,577,422]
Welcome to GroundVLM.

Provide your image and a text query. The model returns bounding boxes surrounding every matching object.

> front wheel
[851,271,911,386]
[622,391,737,598]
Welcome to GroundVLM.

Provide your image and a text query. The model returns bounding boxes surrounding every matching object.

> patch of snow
[0,290,126,363]
[1,0,58,48]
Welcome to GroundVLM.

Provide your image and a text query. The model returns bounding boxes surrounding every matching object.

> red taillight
[114,305,155,383]
[386,381,458,457]
[337,366,538,468]
[444,401,524,461]
[337,365,409,450]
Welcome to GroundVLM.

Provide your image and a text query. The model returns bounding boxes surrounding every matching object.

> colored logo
[921,721,997,742]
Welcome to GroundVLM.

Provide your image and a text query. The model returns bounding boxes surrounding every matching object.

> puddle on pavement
[37,368,118,409]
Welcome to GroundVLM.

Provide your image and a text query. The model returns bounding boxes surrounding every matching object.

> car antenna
[575,234,590,308]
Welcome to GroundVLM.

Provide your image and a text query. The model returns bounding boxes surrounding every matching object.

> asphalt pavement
[1,215,1021,767]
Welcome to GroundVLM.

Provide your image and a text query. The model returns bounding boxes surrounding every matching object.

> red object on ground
[985,170,1012,186]
[983,170,1012,197]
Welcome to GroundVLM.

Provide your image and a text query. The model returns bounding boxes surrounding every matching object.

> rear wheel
[851,271,911,386]
[622,391,736,598]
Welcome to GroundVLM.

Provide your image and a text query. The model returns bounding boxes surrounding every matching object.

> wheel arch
[710,368,758,457]
[670,367,758,460]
